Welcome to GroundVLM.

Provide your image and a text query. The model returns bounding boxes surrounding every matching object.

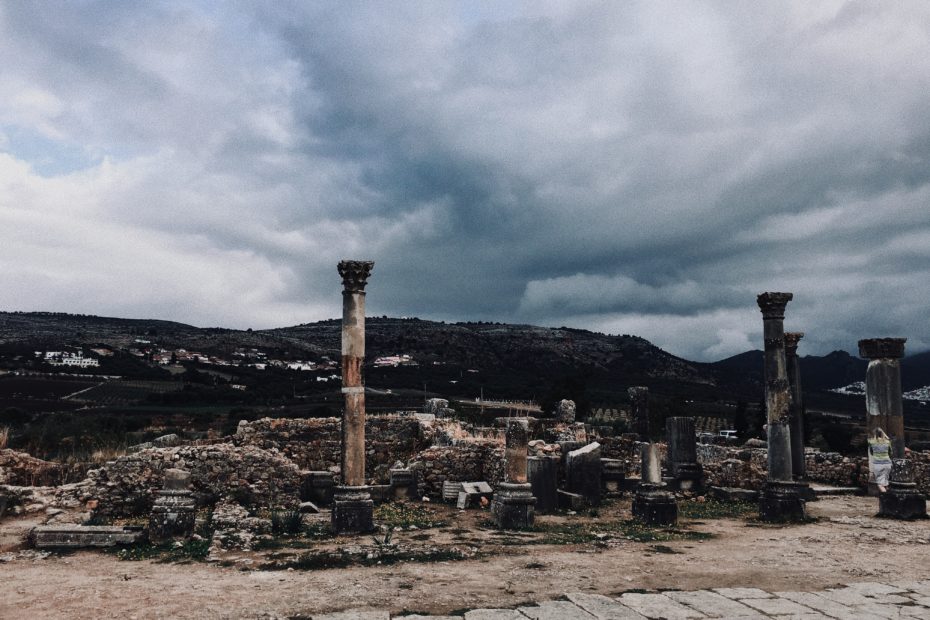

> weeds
[0,425,9,450]
[270,509,303,535]
[111,538,211,562]
[678,498,756,520]
[374,502,446,530]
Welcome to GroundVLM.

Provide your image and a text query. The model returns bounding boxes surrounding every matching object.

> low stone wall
[62,443,301,517]
[233,415,432,482]
[0,449,62,487]
[409,440,505,498]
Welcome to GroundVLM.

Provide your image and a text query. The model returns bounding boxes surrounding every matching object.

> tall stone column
[492,420,536,529]
[332,260,375,534]
[757,292,806,522]
[858,338,906,459]
[784,332,809,485]
[666,417,703,491]
[629,386,650,440]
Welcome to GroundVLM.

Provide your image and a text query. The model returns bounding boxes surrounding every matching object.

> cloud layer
[2,2,930,360]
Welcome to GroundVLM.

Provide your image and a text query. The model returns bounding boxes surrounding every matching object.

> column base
[632,483,678,526]
[879,487,928,520]
[491,482,536,530]
[331,486,374,534]
[148,490,197,544]
[670,462,704,492]
[758,480,807,523]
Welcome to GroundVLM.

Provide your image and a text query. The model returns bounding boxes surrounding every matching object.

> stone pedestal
[389,468,415,501]
[759,481,807,522]
[332,485,375,534]
[566,442,602,506]
[527,456,559,513]
[666,417,703,492]
[632,444,677,525]
[629,386,650,441]
[301,471,336,506]
[878,459,928,520]
[491,482,536,529]
[601,458,626,495]
[148,468,197,544]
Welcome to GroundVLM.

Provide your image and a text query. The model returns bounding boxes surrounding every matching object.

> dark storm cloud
[1,2,930,360]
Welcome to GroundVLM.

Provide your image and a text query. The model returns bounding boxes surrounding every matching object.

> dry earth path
[1,496,928,618]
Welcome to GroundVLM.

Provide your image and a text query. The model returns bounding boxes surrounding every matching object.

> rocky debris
[58,443,301,517]
[409,442,505,499]
[127,433,183,453]
[527,440,561,457]
[208,500,273,556]
[234,415,430,483]
[0,449,62,487]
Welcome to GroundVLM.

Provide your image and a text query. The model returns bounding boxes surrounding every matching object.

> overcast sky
[2,2,929,361]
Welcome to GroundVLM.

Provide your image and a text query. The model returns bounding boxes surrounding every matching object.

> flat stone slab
[777,591,861,618]
[713,587,773,600]
[518,600,596,619]
[566,593,647,619]
[739,596,816,616]
[845,581,910,596]
[810,484,861,496]
[463,610,525,620]
[312,611,389,620]
[665,590,761,617]
[615,593,704,619]
[31,525,144,548]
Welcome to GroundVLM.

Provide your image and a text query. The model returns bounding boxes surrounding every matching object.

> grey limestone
[616,593,705,619]
[665,590,761,617]
[518,600,596,619]
[312,612,389,620]
[32,525,145,548]
[565,592,648,619]
[776,591,859,618]
[714,588,773,600]
[463,610,526,620]
[738,596,815,616]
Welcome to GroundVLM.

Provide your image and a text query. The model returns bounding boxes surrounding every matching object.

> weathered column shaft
[859,338,906,459]
[339,261,373,487]
[629,386,649,440]
[757,292,793,483]
[785,332,806,479]
[504,420,529,484]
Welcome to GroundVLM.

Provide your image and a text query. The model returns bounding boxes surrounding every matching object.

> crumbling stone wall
[0,449,62,486]
[234,415,431,482]
[62,443,300,517]
[409,441,505,498]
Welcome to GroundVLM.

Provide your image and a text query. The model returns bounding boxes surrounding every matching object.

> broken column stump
[878,459,928,520]
[629,386,650,441]
[601,459,626,495]
[527,455,559,513]
[632,443,677,526]
[389,468,415,501]
[492,420,536,529]
[566,442,602,506]
[666,417,703,492]
[148,468,197,544]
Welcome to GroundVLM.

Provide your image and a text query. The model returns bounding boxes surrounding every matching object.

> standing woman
[868,428,892,493]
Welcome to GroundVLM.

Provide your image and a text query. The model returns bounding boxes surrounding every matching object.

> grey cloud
[1,2,930,360]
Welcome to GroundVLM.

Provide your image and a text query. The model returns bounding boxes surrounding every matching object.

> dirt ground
[1,495,929,619]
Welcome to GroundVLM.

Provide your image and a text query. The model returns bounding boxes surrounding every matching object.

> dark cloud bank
[1,2,929,361]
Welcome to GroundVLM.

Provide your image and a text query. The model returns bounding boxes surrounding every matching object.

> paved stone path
[314,581,930,619]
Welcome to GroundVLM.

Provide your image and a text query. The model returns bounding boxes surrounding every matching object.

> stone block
[566,442,602,506]
[332,486,374,534]
[32,525,145,549]
[301,470,336,506]
[566,592,649,619]
[557,489,588,511]
[528,456,559,513]
[491,482,535,529]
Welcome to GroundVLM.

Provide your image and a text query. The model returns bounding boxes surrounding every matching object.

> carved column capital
[338,260,374,293]
[858,338,906,360]
[784,332,804,357]
[757,292,793,319]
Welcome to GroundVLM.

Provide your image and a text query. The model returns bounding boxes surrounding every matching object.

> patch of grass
[374,502,447,530]
[270,509,303,535]
[679,498,756,519]
[110,538,210,562]
[260,547,469,571]
[522,519,714,545]
[648,544,681,554]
